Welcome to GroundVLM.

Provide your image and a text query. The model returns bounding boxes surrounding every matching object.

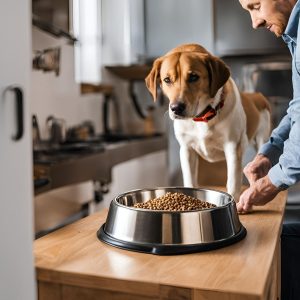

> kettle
[32,114,41,150]
[46,115,66,144]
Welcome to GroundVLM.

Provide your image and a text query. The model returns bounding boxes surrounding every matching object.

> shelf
[80,83,114,96]
[105,65,152,81]
[34,135,167,195]
[32,14,77,44]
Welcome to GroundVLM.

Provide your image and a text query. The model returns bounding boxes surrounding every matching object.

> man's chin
[274,31,283,37]
[270,25,284,37]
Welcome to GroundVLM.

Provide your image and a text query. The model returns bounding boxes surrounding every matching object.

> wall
[145,0,214,57]
[31,27,103,137]
[31,27,168,234]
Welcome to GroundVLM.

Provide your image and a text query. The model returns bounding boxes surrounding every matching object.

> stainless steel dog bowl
[97,187,246,255]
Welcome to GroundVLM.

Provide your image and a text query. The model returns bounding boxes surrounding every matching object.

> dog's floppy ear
[205,55,230,98]
[145,57,163,101]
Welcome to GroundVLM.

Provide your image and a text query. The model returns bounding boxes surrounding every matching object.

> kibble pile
[133,192,216,211]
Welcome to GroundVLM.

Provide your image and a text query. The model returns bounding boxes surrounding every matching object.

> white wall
[31,27,168,233]
[31,27,104,138]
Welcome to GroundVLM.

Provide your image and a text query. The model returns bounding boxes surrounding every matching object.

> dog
[145,44,271,201]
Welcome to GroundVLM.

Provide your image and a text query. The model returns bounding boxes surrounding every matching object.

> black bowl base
[97,224,247,255]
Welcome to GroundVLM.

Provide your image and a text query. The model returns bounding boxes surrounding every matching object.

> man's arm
[259,113,291,166]
[237,113,292,213]
[268,114,300,188]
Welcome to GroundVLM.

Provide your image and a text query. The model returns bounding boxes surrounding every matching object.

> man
[238,0,298,213]
[238,1,300,299]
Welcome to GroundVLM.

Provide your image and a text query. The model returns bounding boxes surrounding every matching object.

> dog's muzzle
[170,102,186,116]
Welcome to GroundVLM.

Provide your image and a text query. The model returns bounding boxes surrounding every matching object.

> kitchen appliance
[46,115,66,144]
[98,187,246,255]
[243,61,292,127]
[32,114,41,151]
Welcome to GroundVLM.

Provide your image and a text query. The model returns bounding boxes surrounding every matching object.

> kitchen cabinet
[145,0,214,57]
[144,0,287,58]
[214,0,287,56]
[34,189,286,300]
[0,0,36,299]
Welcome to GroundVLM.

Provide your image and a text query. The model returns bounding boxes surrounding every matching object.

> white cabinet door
[0,0,36,299]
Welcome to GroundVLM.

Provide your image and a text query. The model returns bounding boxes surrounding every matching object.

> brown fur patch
[241,92,271,140]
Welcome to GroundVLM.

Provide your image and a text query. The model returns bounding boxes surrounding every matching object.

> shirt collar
[283,1,300,43]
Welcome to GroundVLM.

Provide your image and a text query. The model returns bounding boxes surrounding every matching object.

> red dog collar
[193,99,225,122]
[193,90,226,123]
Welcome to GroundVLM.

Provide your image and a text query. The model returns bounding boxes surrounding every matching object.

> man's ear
[205,55,230,98]
[145,57,163,101]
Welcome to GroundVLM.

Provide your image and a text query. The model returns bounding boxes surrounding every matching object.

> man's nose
[252,17,265,29]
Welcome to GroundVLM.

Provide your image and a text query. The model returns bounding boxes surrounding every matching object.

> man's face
[239,0,296,37]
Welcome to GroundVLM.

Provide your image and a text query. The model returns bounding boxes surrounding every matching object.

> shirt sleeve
[259,114,292,189]
[260,109,300,189]
[259,113,291,166]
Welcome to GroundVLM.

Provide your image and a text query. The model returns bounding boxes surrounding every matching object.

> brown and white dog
[145,44,271,201]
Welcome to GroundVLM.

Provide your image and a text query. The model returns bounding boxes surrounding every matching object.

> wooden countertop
[34,190,287,300]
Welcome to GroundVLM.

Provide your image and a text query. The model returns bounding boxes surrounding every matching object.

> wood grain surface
[34,190,287,300]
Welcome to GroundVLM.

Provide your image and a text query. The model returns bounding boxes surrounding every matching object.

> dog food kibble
[133,192,216,211]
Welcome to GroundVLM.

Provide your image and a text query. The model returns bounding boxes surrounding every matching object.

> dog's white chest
[174,120,225,162]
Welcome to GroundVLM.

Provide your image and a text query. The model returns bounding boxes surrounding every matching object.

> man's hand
[243,154,272,185]
[237,175,281,213]
[237,154,280,213]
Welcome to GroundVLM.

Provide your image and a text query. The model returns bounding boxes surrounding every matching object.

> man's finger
[237,201,252,214]
[237,188,254,213]
[236,201,244,213]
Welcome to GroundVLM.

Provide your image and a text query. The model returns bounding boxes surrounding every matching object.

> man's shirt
[260,0,300,189]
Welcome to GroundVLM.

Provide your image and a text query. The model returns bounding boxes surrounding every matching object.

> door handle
[3,85,24,141]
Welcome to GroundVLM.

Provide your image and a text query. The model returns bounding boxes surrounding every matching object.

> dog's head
[145,43,230,120]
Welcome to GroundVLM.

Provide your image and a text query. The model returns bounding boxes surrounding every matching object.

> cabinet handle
[3,86,24,141]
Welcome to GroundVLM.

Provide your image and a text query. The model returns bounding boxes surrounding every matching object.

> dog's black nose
[170,102,186,115]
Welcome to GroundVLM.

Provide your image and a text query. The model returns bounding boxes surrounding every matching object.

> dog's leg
[224,140,244,201]
[180,146,199,187]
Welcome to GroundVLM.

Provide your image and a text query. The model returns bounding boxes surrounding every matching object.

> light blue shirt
[259,0,300,189]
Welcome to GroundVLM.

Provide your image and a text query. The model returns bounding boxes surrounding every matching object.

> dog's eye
[163,77,171,84]
[188,73,199,83]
